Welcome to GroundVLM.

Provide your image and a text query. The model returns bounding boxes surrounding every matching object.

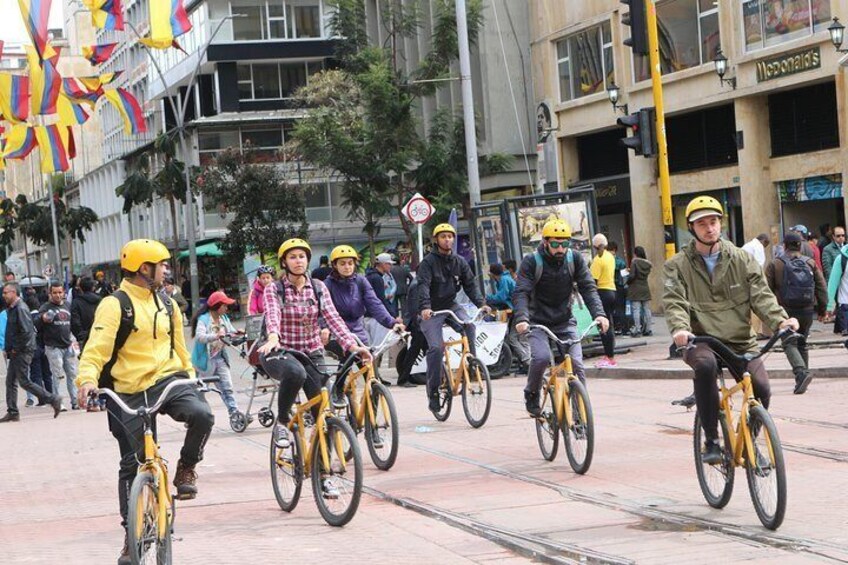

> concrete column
[627,153,665,312]
[559,136,579,188]
[735,96,780,244]
[837,70,848,228]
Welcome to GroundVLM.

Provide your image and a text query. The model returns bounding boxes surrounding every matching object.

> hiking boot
[793,371,813,395]
[516,363,529,376]
[428,394,441,414]
[0,412,21,423]
[701,439,723,465]
[672,394,696,409]
[24,399,34,408]
[173,460,198,500]
[321,477,340,500]
[51,398,63,418]
[524,391,542,418]
[274,423,291,449]
[117,533,131,565]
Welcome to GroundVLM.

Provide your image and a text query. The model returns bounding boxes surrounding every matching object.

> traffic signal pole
[646,1,675,260]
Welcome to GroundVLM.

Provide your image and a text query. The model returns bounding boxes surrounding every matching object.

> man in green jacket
[663,196,798,465]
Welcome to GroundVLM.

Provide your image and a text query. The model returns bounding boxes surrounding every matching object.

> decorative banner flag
[2,124,38,160]
[26,46,61,115]
[62,78,101,106]
[140,0,192,49]
[56,93,90,125]
[82,0,124,31]
[77,70,123,94]
[0,73,30,123]
[34,124,70,172]
[104,87,147,134]
[82,42,118,65]
[0,40,4,59]
[17,0,57,62]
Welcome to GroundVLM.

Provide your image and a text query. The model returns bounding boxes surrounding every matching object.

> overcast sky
[0,0,65,45]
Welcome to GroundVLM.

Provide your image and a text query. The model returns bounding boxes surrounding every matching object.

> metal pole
[455,0,481,206]
[417,223,424,263]
[646,1,675,260]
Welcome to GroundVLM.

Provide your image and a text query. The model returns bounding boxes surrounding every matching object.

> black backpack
[98,290,175,389]
[779,255,815,309]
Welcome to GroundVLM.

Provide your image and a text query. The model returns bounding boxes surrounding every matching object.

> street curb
[585,367,848,380]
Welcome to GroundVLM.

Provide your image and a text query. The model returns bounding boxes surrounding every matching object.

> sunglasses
[548,240,571,249]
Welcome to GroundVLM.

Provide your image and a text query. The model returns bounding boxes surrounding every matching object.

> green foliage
[116,153,154,214]
[198,148,308,261]
[0,191,99,254]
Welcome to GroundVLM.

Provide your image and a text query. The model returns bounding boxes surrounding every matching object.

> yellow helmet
[432,223,456,237]
[330,245,359,264]
[120,239,170,272]
[541,219,572,239]
[685,195,724,223]
[277,238,312,261]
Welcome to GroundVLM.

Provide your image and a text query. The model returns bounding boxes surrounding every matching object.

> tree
[152,133,191,278]
[116,153,155,237]
[293,0,492,262]
[198,148,308,262]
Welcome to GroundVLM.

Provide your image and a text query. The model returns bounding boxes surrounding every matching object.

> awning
[178,242,222,259]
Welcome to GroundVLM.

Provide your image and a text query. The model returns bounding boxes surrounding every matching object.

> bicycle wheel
[257,407,275,428]
[745,405,787,530]
[311,416,363,527]
[127,470,172,565]
[562,379,594,474]
[270,426,303,513]
[462,356,492,428]
[365,382,400,471]
[433,364,453,422]
[535,384,559,461]
[693,411,735,509]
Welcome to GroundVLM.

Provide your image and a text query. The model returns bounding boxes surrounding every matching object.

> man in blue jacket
[487,263,530,374]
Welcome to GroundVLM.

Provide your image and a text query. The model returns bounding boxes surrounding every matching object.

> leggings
[598,289,616,357]
[260,350,324,423]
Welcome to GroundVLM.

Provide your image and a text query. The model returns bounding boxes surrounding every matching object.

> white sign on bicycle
[410,320,508,374]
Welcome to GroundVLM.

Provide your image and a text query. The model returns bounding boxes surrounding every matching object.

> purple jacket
[323,272,395,343]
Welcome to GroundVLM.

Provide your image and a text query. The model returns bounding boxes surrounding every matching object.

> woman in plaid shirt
[257,238,371,454]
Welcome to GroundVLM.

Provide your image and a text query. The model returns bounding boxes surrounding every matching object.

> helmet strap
[688,224,719,254]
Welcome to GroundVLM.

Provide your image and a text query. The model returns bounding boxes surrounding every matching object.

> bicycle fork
[142,431,171,541]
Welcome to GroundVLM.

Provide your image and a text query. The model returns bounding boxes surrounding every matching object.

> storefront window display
[743,0,831,52]
[514,200,593,261]
[778,174,844,236]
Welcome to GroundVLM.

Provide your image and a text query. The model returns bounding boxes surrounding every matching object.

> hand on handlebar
[392,322,406,332]
[779,317,800,332]
[78,382,97,410]
[595,316,610,334]
[515,321,529,334]
[672,329,695,349]
[349,345,373,362]
[421,309,433,321]
[320,328,331,346]
[258,334,281,355]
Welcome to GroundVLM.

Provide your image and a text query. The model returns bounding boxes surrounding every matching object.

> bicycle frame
[138,424,172,542]
[283,388,344,477]
[547,357,584,430]
[442,334,473,396]
[718,372,771,468]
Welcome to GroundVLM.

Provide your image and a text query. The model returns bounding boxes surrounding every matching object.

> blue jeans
[630,300,653,334]
[45,346,79,408]
[201,356,238,415]
[420,304,476,398]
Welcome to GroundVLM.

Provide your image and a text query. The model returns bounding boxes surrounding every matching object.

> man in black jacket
[513,220,609,416]
[395,277,427,387]
[38,282,79,410]
[0,283,62,422]
[417,223,489,413]
[71,277,102,352]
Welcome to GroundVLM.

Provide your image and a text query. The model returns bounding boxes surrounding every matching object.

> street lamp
[606,82,628,114]
[828,17,848,52]
[712,49,737,90]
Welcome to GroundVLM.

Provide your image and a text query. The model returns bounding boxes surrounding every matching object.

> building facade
[530,0,848,304]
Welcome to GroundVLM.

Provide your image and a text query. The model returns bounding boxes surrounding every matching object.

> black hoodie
[71,291,102,348]
[416,250,483,312]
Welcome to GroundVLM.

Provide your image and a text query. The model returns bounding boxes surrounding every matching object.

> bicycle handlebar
[689,327,797,365]
[353,328,410,357]
[528,321,600,347]
[429,309,485,325]
[94,377,212,418]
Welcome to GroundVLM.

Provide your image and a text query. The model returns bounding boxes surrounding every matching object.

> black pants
[260,350,324,424]
[598,289,617,358]
[684,343,770,442]
[783,310,814,374]
[29,344,53,394]
[5,351,55,414]
[108,375,214,528]
[396,327,428,384]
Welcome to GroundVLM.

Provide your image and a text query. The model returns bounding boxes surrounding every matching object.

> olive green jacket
[663,239,787,353]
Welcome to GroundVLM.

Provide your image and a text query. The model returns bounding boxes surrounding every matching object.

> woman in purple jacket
[322,245,403,361]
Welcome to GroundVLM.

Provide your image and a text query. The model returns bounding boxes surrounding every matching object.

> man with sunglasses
[513,220,609,417]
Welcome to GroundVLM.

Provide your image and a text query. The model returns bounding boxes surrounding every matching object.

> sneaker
[117,533,131,565]
[370,427,384,449]
[51,398,63,418]
[60,405,68,413]
[428,394,441,414]
[0,412,21,423]
[524,391,542,418]
[672,394,696,409]
[24,399,34,408]
[274,424,291,449]
[701,440,723,465]
[516,363,529,376]
[594,356,617,368]
[173,460,198,500]
[71,404,80,411]
[330,388,347,409]
[793,372,813,395]
[321,477,340,500]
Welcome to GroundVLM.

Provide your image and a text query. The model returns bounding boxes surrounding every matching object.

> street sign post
[402,193,435,262]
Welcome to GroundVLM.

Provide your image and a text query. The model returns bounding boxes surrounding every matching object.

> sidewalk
[584,315,848,380]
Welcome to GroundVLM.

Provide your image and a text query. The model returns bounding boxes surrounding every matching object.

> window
[742,0,830,52]
[280,63,308,97]
[230,0,324,40]
[237,62,318,100]
[555,22,614,103]
[769,81,839,157]
[243,128,284,161]
[666,104,738,173]
[634,0,719,81]
[198,131,240,165]
[253,64,281,99]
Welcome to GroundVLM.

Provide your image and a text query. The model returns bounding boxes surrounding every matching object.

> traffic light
[621,0,648,55]
[618,108,657,158]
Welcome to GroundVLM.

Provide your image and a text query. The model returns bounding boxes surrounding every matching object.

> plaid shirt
[263,278,356,354]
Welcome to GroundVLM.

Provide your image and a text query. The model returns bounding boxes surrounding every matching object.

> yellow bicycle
[430,309,492,428]
[338,329,406,470]
[270,350,363,527]
[687,331,791,530]
[96,378,213,565]
[529,322,597,474]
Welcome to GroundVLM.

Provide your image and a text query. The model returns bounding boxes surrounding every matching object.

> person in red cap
[190,291,241,416]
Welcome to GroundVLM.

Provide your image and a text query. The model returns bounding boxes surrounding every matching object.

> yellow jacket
[591,252,616,291]
[76,279,194,394]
